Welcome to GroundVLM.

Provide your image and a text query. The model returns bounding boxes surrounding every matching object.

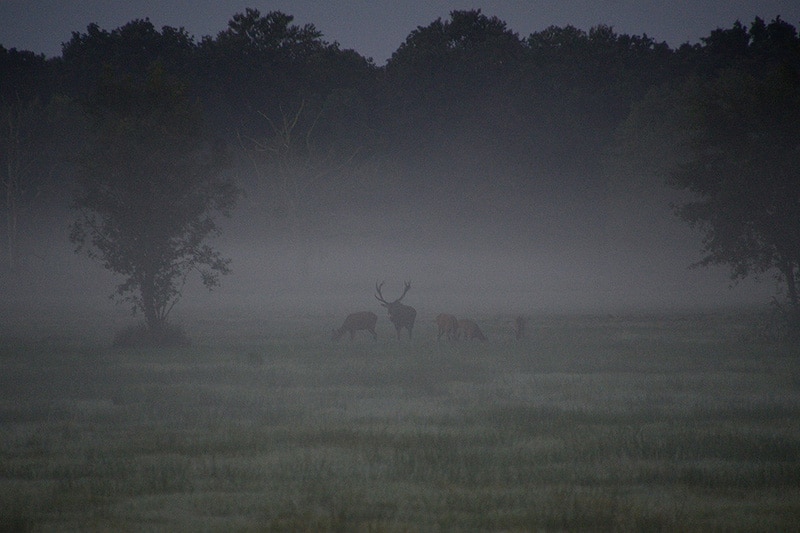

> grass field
[1,308,799,531]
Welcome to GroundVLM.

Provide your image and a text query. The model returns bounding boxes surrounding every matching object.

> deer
[458,318,487,341]
[331,311,378,341]
[375,281,417,339]
[514,315,526,340]
[435,313,459,341]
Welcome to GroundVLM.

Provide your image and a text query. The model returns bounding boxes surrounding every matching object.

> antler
[375,281,388,304]
[397,281,412,302]
[375,280,411,303]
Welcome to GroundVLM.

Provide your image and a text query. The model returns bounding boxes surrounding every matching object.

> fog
[1,151,771,326]
[214,146,772,317]
[209,211,768,318]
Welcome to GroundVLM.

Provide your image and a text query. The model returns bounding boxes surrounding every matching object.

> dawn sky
[1,0,799,64]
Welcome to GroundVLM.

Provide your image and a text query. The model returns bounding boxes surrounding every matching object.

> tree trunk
[140,271,163,336]
[781,260,800,341]
[785,263,799,309]
[5,162,18,269]
[6,185,13,268]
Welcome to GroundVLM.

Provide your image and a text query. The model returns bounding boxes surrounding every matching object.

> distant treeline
[1,9,799,244]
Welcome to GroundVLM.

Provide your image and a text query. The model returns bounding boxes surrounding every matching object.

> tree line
[1,9,799,341]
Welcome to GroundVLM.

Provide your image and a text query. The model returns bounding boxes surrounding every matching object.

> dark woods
[2,9,800,339]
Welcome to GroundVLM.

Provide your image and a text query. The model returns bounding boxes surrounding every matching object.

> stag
[332,311,378,341]
[375,281,417,339]
[458,318,487,341]
[435,313,459,341]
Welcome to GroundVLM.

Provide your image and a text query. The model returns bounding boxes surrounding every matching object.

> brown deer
[514,315,526,340]
[375,281,417,339]
[435,313,459,340]
[458,318,487,341]
[332,311,378,341]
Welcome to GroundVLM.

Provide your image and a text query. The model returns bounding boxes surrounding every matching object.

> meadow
[1,307,799,531]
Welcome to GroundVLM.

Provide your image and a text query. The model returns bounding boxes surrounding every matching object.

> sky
[1,0,799,65]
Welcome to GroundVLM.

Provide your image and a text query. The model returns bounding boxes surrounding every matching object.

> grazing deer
[458,318,487,341]
[375,281,417,339]
[435,313,459,341]
[514,315,526,340]
[332,311,378,341]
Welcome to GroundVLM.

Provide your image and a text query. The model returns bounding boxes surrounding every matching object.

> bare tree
[238,100,364,283]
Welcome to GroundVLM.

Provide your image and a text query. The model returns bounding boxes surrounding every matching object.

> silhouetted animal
[435,313,459,340]
[458,318,487,341]
[332,311,378,341]
[375,281,417,339]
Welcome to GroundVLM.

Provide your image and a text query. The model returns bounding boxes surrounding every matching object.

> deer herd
[331,281,526,342]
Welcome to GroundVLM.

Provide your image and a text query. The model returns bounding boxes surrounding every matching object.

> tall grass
[1,309,799,530]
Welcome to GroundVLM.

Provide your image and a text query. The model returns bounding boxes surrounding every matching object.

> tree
[198,9,329,135]
[61,19,197,103]
[385,9,524,133]
[241,100,337,234]
[608,17,800,336]
[238,97,370,287]
[70,65,238,341]
[0,47,53,269]
[0,97,42,268]
[670,65,800,330]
